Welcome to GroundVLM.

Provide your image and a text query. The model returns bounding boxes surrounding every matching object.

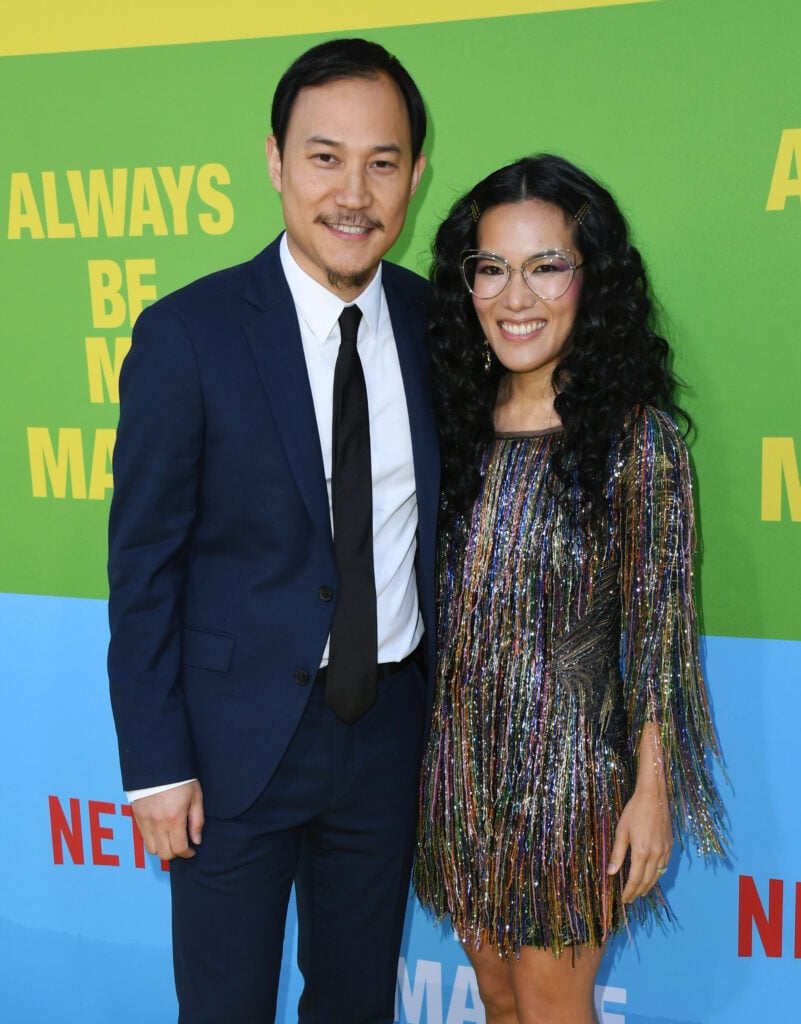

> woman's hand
[607,722,673,903]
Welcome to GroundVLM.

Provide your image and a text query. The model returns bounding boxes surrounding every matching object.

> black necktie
[326,305,377,722]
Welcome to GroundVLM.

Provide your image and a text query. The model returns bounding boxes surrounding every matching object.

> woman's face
[471,199,582,388]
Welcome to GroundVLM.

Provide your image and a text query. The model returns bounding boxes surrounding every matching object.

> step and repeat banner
[1,1,800,1021]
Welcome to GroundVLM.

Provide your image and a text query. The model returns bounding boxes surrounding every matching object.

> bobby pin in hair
[573,200,589,225]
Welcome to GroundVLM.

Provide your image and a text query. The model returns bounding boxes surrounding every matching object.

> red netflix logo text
[49,795,169,871]
[738,875,801,958]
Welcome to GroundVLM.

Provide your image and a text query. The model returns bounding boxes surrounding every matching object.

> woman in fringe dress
[414,154,725,1024]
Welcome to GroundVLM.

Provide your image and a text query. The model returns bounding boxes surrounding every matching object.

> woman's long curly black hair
[430,153,688,525]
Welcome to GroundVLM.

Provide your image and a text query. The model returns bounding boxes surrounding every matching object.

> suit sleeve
[107,301,204,791]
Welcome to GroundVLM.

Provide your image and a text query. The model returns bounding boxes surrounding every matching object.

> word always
[8,164,234,238]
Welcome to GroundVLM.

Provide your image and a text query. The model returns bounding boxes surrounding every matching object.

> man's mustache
[316,214,384,231]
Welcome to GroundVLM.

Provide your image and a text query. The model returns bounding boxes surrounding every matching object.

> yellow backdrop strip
[4,0,659,57]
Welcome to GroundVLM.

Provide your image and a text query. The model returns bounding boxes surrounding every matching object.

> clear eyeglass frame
[460,248,583,301]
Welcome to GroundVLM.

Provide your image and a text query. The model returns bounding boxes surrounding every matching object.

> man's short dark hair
[271,38,427,162]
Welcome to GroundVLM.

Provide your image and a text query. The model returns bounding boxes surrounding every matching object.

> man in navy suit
[107,38,438,1023]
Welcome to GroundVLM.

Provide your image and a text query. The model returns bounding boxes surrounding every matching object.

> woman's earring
[483,339,492,373]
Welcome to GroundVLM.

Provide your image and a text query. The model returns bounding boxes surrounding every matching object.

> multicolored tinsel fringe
[414,406,725,958]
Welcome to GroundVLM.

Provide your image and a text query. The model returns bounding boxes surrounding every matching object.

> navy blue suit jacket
[108,237,439,819]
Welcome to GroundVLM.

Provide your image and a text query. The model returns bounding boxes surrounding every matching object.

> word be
[87,258,156,330]
[49,795,168,871]
[738,874,801,957]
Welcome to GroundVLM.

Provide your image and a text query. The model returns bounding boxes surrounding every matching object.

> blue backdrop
[1,593,796,1023]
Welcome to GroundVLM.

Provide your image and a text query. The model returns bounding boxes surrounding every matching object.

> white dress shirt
[128,235,422,802]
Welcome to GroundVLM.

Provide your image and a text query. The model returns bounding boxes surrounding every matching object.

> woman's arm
[608,721,674,902]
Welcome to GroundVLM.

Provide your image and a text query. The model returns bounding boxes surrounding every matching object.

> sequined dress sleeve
[615,407,724,850]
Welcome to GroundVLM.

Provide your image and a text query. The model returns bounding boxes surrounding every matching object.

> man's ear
[266,135,282,193]
[409,152,426,200]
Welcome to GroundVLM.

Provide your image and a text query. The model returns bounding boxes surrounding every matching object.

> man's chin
[326,265,376,294]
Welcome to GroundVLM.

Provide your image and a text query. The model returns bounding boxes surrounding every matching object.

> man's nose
[336,167,371,209]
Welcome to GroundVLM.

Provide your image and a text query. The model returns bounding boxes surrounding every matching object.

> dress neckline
[494,426,564,439]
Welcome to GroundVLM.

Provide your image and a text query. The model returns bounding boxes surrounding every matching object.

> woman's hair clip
[470,199,481,223]
[573,200,590,225]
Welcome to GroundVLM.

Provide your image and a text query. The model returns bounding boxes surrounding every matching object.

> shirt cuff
[127,779,197,803]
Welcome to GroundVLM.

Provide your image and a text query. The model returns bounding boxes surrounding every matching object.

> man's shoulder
[162,260,248,309]
[139,241,280,327]
[381,259,431,305]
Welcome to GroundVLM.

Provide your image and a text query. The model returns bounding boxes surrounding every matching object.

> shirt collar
[279,232,383,343]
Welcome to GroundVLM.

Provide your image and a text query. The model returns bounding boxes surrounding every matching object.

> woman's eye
[530,261,569,275]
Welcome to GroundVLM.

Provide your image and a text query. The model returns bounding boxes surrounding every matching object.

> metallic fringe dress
[414,405,725,957]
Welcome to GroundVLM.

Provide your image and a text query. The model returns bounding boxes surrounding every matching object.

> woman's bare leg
[463,941,604,1024]
[463,942,519,1024]
[509,944,604,1024]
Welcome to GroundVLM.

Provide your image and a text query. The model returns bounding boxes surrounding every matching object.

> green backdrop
[3,0,800,639]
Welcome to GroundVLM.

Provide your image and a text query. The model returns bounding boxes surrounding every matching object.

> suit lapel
[383,267,440,579]
[240,245,440,565]
[241,241,332,540]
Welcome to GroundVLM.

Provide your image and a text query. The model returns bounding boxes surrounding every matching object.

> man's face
[267,73,425,300]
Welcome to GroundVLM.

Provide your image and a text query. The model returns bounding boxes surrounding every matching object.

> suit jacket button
[318,586,333,601]
[294,669,310,686]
